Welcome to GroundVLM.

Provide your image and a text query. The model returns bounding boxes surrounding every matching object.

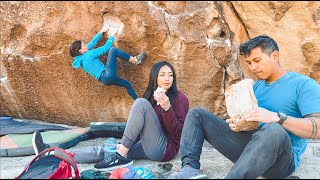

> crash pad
[0,116,70,136]
[0,128,92,157]
[90,122,126,138]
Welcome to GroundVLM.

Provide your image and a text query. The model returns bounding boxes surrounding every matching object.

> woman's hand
[154,92,171,111]
[100,24,109,34]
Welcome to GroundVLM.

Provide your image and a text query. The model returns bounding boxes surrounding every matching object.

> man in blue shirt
[168,35,320,179]
[69,24,146,100]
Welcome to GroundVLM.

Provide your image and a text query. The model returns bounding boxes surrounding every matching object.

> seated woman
[32,61,189,171]
[94,60,189,171]
[69,24,146,100]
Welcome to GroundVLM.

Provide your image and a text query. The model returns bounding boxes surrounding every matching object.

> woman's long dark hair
[70,40,82,57]
[143,61,178,107]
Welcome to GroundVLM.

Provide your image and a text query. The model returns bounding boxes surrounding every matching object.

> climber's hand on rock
[100,24,109,34]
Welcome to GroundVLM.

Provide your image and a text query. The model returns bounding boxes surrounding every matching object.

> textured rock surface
[232,1,320,80]
[1,1,319,126]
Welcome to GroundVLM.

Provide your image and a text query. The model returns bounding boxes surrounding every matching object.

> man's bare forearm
[282,113,320,139]
[305,113,320,139]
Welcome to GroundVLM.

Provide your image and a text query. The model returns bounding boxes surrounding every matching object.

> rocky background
[1,1,319,127]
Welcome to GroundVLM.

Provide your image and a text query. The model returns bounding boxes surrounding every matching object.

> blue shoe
[134,51,146,65]
[167,165,208,179]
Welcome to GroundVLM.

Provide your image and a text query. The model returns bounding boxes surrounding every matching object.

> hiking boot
[94,152,133,172]
[133,51,146,65]
[167,165,208,179]
[32,131,50,155]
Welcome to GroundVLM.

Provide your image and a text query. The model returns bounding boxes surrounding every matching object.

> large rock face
[232,1,320,80]
[0,1,319,126]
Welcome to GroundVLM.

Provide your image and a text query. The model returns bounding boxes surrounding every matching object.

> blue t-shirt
[253,72,320,169]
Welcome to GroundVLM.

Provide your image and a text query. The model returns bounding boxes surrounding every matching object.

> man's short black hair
[239,35,279,57]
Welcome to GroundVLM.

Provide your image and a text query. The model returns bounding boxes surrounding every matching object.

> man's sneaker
[167,165,208,179]
[134,51,146,65]
[94,153,133,172]
[32,131,50,155]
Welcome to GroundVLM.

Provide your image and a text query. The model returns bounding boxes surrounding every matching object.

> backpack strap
[15,147,80,179]
[53,148,80,178]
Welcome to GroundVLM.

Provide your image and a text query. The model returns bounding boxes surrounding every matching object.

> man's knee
[188,107,207,116]
[186,107,212,123]
[259,123,288,141]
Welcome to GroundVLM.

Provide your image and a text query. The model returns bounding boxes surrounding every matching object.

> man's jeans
[99,47,138,100]
[180,107,295,179]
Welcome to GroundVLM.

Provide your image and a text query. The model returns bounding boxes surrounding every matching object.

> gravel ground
[1,119,320,179]
[0,137,233,179]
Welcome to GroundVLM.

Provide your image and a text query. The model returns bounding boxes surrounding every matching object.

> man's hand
[226,118,240,132]
[243,107,279,123]
[100,24,109,34]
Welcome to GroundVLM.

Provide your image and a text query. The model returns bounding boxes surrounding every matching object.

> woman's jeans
[180,107,296,179]
[67,98,167,163]
[99,47,138,100]
[121,98,167,161]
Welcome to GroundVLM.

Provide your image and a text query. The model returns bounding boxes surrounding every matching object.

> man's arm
[244,108,320,139]
[279,113,320,139]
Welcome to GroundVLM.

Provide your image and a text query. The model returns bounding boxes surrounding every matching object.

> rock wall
[232,1,320,80]
[0,1,319,126]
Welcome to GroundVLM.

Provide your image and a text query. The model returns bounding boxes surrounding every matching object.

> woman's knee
[109,47,116,53]
[102,78,115,86]
[120,81,132,89]
[100,77,115,86]
[132,98,152,109]
[108,47,119,55]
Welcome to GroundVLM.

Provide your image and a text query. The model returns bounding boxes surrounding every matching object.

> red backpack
[15,147,80,179]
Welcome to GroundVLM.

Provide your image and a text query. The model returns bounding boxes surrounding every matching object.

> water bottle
[103,137,117,160]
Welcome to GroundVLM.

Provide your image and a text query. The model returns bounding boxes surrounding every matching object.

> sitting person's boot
[32,131,50,155]
[94,152,133,172]
[133,51,146,65]
[167,165,208,179]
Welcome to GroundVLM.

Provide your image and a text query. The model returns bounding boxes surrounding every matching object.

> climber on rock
[69,24,146,100]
